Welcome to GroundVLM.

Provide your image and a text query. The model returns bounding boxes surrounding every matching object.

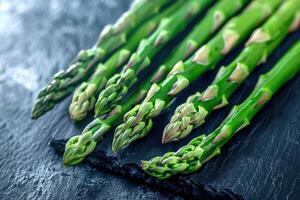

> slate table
[0,0,300,200]
[0,0,182,199]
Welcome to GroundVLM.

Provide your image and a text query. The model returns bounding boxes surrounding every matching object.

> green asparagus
[94,0,213,117]
[150,0,249,87]
[68,0,183,121]
[31,0,173,119]
[112,0,282,152]
[62,0,248,165]
[63,68,159,166]
[142,40,300,179]
[163,0,300,143]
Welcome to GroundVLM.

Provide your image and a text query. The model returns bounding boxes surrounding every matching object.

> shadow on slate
[49,11,300,200]
[51,139,242,200]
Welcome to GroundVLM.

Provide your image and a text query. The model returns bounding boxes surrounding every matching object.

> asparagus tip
[63,146,85,166]
[69,105,89,122]
[140,160,148,169]
[31,111,39,119]
[31,105,41,119]
[63,134,97,166]
[111,138,126,153]
[31,100,53,119]
[111,145,119,154]
[161,131,176,144]
[69,83,98,121]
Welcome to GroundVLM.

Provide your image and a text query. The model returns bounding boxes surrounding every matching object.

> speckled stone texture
[1,0,300,199]
[0,0,185,199]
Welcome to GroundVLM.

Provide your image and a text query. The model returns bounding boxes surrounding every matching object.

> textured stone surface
[0,0,182,199]
[1,0,300,199]
[50,3,300,200]
[51,27,300,199]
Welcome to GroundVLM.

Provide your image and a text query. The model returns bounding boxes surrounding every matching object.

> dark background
[1,0,299,200]
[0,0,180,199]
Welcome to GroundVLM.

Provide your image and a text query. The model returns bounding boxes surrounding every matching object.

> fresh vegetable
[68,0,184,121]
[163,0,300,143]
[62,0,247,165]
[150,0,249,90]
[63,67,161,166]
[142,40,300,179]
[94,0,212,117]
[31,0,174,119]
[112,0,282,152]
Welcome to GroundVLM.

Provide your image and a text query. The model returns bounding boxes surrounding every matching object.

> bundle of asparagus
[94,0,212,117]
[68,0,184,121]
[31,0,174,119]
[142,40,300,179]
[112,0,282,152]
[162,0,300,143]
[147,0,249,93]
[32,0,299,179]
[62,0,249,165]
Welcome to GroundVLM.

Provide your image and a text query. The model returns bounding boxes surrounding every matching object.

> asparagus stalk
[142,40,300,179]
[63,65,163,166]
[31,0,174,119]
[94,0,213,117]
[95,0,175,51]
[62,0,248,165]
[163,0,300,143]
[150,0,249,88]
[112,0,282,152]
[68,0,184,121]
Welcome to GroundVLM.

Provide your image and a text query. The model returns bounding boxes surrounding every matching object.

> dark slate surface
[51,30,300,200]
[0,0,187,199]
[1,0,300,199]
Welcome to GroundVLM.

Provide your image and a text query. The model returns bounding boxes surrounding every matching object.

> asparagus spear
[31,0,174,119]
[85,0,247,121]
[150,0,249,88]
[62,0,248,165]
[163,0,300,143]
[94,0,213,117]
[142,40,300,179]
[95,0,175,51]
[63,65,163,166]
[112,0,282,152]
[68,0,184,121]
